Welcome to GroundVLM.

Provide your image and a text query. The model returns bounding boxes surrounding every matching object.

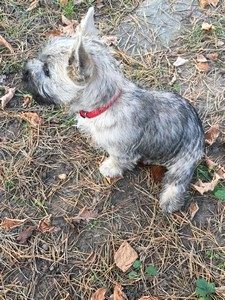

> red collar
[79,90,122,118]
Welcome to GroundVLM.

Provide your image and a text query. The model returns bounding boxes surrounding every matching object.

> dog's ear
[70,35,95,79]
[77,7,98,36]
[69,7,97,80]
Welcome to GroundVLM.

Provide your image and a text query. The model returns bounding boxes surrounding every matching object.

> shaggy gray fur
[23,7,204,213]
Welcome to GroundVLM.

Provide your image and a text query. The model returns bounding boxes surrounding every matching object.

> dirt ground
[0,1,225,299]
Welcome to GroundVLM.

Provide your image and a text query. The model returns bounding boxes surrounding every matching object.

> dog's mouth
[33,93,55,106]
[23,84,53,106]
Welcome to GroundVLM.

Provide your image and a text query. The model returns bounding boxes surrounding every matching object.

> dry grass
[1,1,225,299]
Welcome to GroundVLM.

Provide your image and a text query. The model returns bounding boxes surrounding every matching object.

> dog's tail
[159,150,203,213]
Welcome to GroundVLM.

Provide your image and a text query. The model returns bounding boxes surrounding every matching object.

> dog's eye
[43,63,50,77]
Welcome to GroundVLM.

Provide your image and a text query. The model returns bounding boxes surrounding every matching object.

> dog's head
[23,7,114,109]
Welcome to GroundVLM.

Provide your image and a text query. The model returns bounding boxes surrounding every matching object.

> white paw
[159,200,182,214]
[99,158,123,178]
[159,184,184,213]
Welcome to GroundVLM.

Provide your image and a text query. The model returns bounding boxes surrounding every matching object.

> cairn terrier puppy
[23,7,204,213]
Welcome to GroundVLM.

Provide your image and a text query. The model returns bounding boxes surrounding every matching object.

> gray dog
[23,7,204,213]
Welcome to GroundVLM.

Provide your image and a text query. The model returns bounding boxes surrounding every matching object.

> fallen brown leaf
[138,297,160,300]
[60,0,68,5]
[201,22,213,31]
[61,15,78,36]
[91,288,107,300]
[61,24,76,36]
[17,225,37,243]
[199,0,208,8]
[209,0,220,6]
[27,0,39,12]
[20,112,44,126]
[188,202,199,220]
[205,124,219,145]
[150,165,167,183]
[207,52,219,61]
[113,283,127,300]
[22,94,33,108]
[196,54,207,63]
[196,62,210,72]
[1,217,26,230]
[62,26,78,36]
[216,166,225,179]
[114,241,138,272]
[38,215,58,233]
[45,29,62,37]
[0,87,16,109]
[0,35,14,53]
[45,16,78,38]
[70,207,98,223]
[61,15,73,26]
[192,173,220,195]
[205,156,217,169]
[205,156,225,179]
[199,0,220,8]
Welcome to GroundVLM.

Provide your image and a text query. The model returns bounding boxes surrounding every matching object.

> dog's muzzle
[22,62,54,106]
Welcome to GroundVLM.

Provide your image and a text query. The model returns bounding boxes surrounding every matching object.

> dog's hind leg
[159,156,200,213]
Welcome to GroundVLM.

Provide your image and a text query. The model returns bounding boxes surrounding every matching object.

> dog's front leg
[99,156,137,178]
[99,156,124,178]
